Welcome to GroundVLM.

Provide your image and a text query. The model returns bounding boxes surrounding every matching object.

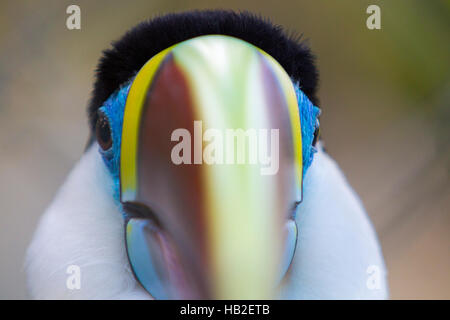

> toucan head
[88,11,320,299]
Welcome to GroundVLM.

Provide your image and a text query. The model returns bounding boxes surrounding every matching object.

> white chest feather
[25,144,149,299]
[280,145,388,299]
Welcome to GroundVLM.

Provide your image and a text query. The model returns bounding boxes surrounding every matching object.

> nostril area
[122,201,161,225]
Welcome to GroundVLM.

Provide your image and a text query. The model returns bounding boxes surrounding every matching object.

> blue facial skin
[97,81,132,203]
[294,83,321,177]
[97,81,320,203]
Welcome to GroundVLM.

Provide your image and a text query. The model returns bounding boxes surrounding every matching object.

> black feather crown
[88,10,319,134]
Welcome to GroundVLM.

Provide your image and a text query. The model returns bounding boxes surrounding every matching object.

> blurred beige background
[0,0,448,299]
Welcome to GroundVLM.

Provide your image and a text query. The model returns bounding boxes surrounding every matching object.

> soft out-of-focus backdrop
[0,0,448,299]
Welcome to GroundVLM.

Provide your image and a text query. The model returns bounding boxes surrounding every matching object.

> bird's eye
[312,126,320,146]
[96,112,112,150]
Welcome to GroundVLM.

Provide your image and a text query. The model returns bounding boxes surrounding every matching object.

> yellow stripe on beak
[120,46,173,202]
[259,50,303,200]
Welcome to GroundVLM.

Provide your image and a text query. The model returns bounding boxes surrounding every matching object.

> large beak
[120,35,302,299]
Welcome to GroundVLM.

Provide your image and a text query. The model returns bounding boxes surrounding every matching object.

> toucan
[25,10,388,299]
